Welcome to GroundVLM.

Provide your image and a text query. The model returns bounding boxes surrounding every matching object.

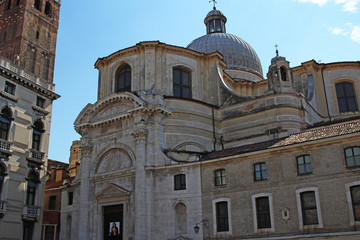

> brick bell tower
[0,0,61,83]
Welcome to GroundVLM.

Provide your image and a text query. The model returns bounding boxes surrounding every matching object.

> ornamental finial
[209,0,217,10]
[274,44,279,56]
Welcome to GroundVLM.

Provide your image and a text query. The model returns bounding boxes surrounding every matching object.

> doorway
[103,204,123,240]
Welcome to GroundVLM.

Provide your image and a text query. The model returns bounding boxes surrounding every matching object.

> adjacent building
[42,159,68,240]
[0,0,61,239]
[60,6,360,240]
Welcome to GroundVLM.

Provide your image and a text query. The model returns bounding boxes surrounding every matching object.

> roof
[202,118,360,160]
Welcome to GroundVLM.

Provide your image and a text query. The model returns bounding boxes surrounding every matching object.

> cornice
[94,41,225,69]
[292,60,360,73]
[0,58,60,100]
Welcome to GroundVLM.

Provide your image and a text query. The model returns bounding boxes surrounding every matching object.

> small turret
[267,46,294,94]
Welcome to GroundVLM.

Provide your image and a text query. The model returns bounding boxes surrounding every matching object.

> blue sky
[49,0,360,163]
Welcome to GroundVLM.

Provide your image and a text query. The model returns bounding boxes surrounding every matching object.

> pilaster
[132,125,148,240]
[78,141,92,240]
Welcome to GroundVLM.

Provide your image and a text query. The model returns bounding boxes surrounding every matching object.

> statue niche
[97,149,133,174]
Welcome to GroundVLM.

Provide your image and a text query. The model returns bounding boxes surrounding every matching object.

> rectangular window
[44,225,55,240]
[256,197,271,229]
[300,191,319,225]
[23,221,34,240]
[297,155,312,175]
[214,169,226,186]
[32,130,41,151]
[173,68,191,99]
[0,175,3,200]
[48,196,56,210]
[216,201,229,232]
[254,163,267,181]
[26,181,36,205]
[345,147,360,168]
[336,82,357,112]
[4,81,15,95]
[174,174,186,191]
[0,117,10,140]
[36,96,45,108]
[68,192,73,205]
[350,185,360,221]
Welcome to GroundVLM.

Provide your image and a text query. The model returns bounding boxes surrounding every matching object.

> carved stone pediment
[94,101,134,122]
[96,149,133,174]
[75,92,146,132]
[96,183,131,199]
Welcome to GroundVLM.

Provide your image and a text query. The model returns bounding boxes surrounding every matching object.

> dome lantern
[204,8,227,34]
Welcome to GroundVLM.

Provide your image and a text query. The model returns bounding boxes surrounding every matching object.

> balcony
[0,201,6,218]
[0,139,12,157]
[27,149,45,164]
[22,205,41,221]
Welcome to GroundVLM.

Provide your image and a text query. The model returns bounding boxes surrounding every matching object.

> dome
[187,8,263,76]
[187,33,263,75]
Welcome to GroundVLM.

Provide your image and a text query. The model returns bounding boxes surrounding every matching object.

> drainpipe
[212,107,216,151]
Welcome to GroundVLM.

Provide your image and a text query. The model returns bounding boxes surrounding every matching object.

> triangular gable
[96,183,131,199]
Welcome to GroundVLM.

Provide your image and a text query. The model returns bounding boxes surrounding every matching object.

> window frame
[296,187,323,229]
[36,96,45,108]
[48,195,56,210]
[6,0,12,10]
[115,64,131,93]
[174,174,186,191]
[43,224,56,240]
[26,180,37,206]
[346,181,360,225]
[344,146,360,168]
[0,107,12,141]
[0,163,7,201]
[44,1,52,17]
[252,193,275,232]
[173,67,191,99]
[32,120,44,151]
[335,82,358,113]
[33,0,41,10]
[4,81,16,95]
[254,162,267,181]
[214,169,226,186]
[297,155,312,175]
[68,192,73,205]
[212,198,232,235]
[23,221,34,240]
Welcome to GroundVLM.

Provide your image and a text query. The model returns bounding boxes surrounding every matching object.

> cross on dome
[209,0,217,10]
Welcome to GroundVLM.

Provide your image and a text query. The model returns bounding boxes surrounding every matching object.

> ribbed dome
[187,33,263,75]
[187,8,263,76]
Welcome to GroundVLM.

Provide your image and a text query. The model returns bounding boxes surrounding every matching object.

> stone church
[60,5,360,240]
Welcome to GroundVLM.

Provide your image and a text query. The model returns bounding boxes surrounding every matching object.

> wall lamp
[194,219,208,234]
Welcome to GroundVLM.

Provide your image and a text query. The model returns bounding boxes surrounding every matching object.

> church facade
[60,7,360,240]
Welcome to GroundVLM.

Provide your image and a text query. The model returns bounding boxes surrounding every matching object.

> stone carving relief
[97,149,133,174]
[94,101,134,122]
